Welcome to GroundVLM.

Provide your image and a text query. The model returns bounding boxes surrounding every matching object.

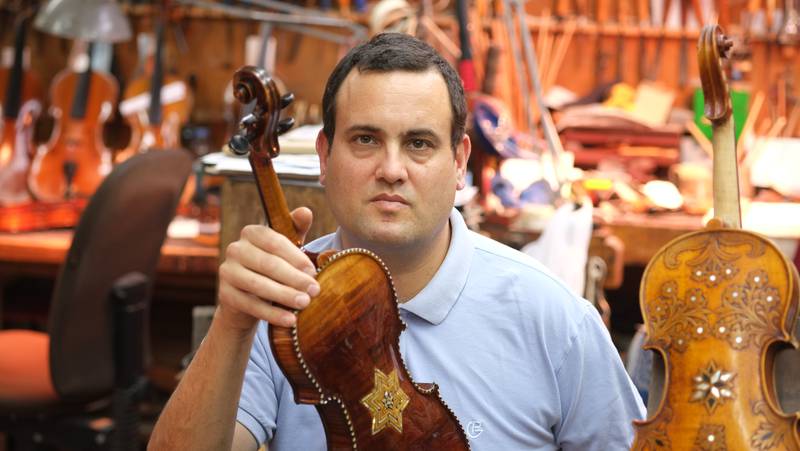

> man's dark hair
[321,32,467,151]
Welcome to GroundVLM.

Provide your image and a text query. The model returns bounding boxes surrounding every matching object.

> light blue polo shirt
[237,209,645,450]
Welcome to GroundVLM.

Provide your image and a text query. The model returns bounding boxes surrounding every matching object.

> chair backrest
[47,150,192,401]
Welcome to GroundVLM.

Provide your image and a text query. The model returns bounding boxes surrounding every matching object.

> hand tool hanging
[678,0,704,89]
[498,0,535,134]
[636,0,650,82]
[508,0,567,192]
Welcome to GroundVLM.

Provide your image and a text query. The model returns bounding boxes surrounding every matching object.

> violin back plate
[270,249,470,450]
[633,226,800,450]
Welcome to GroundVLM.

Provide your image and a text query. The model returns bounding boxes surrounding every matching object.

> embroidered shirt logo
[466,420,484,439]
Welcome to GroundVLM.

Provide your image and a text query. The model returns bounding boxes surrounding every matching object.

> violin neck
[712,115,742,228]
[70,43,95,120]
[249,153,301,246]
[148,20,166,126]
[3,14,29,120]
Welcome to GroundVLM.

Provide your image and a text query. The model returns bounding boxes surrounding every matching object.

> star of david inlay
[360,368,410,435]
[690,360,736,414]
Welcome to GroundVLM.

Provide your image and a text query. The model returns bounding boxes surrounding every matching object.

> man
[149,32,644,451]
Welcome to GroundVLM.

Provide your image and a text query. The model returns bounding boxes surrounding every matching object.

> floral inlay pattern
[690,360,735,414]
[634,406,673,451]
[692,424,727,450]
[715,269,782,350]
[663,232,764,288]
[647,282,713,352]
[750,400,793,450]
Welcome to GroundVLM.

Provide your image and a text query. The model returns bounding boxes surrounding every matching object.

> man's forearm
[148,310,258,451]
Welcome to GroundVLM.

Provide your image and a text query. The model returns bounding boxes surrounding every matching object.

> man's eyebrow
[344,125,382,134]
[404,129,441,142]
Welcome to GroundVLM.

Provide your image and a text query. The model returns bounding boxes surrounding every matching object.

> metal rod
[240,0,316,16]
[177,0,367,43]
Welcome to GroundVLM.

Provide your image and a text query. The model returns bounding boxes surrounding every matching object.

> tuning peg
[240,113,258,128]
[229,134,251,156]
[281,93,295,109]
[278,118,295,135]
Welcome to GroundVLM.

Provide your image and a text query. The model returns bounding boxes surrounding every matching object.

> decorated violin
[28,43,116,201]
[631,25,800,450]
[228,65,470,450]
[0,10,42,205]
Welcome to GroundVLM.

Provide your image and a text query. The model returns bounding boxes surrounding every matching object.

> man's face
[315,69,470,252]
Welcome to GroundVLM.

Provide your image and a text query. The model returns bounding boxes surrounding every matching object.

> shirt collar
[328,209,473,325]
[399,209,473,324]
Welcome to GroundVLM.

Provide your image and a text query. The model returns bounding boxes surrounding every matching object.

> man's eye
[356,135,375,145]
[409,139,431,150]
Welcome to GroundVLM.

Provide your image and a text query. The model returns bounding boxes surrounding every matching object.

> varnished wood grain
[271,250,470,450]
[633,225,800,450]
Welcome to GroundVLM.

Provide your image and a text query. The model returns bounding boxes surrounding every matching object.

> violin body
[0,73,41,206]
[632,223,800,450]
[116,74,190,162]
[633,25,800,450]
[270,249,469,450]
[29,68,116,201]
[0,11,42,206]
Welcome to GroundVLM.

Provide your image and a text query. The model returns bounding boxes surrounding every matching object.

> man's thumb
[291,207,314,243]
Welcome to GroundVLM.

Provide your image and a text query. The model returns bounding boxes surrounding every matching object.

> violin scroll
[228,66,295,158]
[698,25,734,124]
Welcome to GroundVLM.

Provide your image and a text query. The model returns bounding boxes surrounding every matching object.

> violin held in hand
[228,65,470,450]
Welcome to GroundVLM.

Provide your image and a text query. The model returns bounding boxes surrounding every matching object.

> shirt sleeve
[553,303,647,450]
[237,322,279,445]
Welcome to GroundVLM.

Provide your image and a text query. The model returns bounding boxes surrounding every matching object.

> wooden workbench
[0,229,218,287]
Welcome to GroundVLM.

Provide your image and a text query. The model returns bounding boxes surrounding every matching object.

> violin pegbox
[228,65,295,158]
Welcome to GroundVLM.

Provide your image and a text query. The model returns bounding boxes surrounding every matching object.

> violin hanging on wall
[116,5,190,163]
[228,66,470,450]
[28,42,117,202]
[0,10,42,206]
[631,25,799,450]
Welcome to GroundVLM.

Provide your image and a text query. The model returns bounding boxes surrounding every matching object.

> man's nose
[375,148,407,184]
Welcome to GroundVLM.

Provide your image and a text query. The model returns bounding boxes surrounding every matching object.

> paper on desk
[743,202,800,239]
[735,202,800,262]
[749,138,800,197]
[279,124,322,154]
[202,152,320,177]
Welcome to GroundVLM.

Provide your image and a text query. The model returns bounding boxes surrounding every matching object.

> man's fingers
[239,225,316,275]
[227,239,319,294]
[218,280,297,328]
[219,221,323,329]
[219,261,314,312]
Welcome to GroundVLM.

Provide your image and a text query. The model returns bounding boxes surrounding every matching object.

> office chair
[0,149,192,450]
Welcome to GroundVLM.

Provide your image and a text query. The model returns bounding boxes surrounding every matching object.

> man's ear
[315,130,330,186]
[455,134,472,190]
